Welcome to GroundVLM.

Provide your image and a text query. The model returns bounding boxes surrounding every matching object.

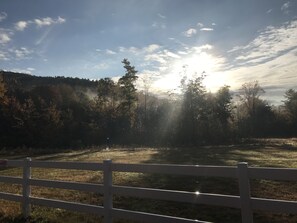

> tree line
[0,59,296,148]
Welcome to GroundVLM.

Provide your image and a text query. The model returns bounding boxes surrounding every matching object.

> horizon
[1,0,297,104]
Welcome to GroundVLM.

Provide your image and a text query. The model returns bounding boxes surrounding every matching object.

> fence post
[22,157,31,219]
[237,162,253,223]
[103,159,113,223]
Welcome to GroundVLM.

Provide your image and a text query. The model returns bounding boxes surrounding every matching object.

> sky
[0,0,297,104]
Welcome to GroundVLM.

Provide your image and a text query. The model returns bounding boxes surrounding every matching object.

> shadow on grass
[0,147,105,161]
[0,215,50,223]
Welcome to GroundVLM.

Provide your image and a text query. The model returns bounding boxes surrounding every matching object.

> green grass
[0,138,297,222]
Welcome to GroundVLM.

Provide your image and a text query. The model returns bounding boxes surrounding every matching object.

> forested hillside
[0,60,296,148]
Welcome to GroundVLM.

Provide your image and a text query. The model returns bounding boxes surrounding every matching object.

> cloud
[177,51,187,55]
[34,16,66,27]
[57,17,66,23]
[0,32,11,44]
[143,44,160,53]
[106,49,116,55]
[144,53,167,64]
[212,23,216,26]
[0,50,9,61]
[152,22,166,29]
[0,12,7,22]
[9,68,35,74]
[117,44,161,55]
[266,9,273,14]
[14,16,66,32]
[164,50,180,59]
[183,28,197,37]
[197,22,204,28]
[11,47,33,59]
[123,46,138,54]
[15,21,28,31]
[200,28,214,31]
[94,62,109,70]
[158,13,166,19]
[27,67,35,72]
[281,2,290,14]
[144,48,183,65]
[0,28,13,44]
[193,44,213,52]
[151,13,167,29]
[0,46,33,61]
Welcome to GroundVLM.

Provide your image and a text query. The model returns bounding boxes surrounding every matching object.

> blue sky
[0,0,297,103]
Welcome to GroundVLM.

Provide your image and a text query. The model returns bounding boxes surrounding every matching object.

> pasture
[0,138,297,223]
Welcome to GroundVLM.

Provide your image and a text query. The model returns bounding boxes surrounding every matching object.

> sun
[203,71,228,92]
[153,51,228,93]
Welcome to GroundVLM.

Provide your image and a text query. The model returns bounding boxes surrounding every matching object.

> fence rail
[0,158,297,223]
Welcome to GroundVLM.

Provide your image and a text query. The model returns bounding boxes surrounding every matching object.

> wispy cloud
[144,48,182,65]
[94,62,109,70]
[117,44,161,55]
[152,22,166,29]
[151,13,167,29]
[224,19,297,102]
[200,28,214,31]
[34,16,66,28]
[182,28,197,37]
[144,53,166,64]
[11,47,33,59]
[27,67,35,71]
[14,16,66,31]
[266,9,273,14]
[0,46,34,61]
[281,2,290,14]
[164,50,180,59]
[227,47,297,102]
[158,13,166,19]
[230,20,297,65]
[197,23,215,31]
[0,12,7,22]
[0,50,9,61]
[193,44,213,52]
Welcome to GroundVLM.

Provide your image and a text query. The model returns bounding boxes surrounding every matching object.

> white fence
[0,158,297,223]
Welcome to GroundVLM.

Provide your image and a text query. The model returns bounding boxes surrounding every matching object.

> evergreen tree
[118,59,138,127]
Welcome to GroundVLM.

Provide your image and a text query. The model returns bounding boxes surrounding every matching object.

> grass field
[0,138,297,223]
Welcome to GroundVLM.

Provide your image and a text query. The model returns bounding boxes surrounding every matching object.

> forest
[0,59,296,149]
